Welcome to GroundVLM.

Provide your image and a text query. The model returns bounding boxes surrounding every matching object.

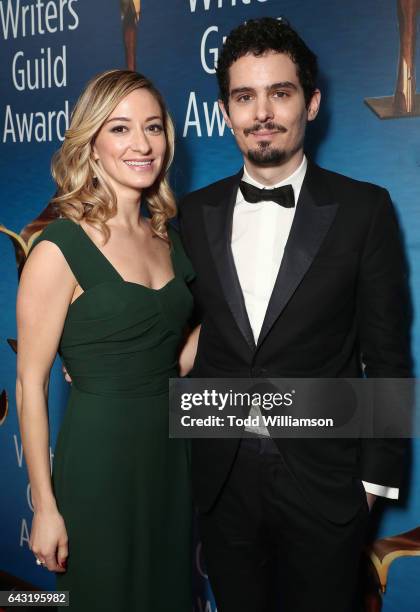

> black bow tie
[239,181,295,208]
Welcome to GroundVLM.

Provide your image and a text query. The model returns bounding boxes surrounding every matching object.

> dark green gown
[31,218,193,611]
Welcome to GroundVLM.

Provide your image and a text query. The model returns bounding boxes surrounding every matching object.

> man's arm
[357,187,412,491]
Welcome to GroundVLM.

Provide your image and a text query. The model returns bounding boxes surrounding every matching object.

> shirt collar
[237,155,308,206]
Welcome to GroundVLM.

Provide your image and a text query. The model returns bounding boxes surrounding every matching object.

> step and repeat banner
[1,1,419,610]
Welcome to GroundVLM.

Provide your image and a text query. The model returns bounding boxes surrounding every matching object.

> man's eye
[274,91,288,98]
[237,94,252,103]
[111,125,127,133]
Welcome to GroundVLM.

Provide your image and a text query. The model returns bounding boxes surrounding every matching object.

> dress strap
[29,218,120,290]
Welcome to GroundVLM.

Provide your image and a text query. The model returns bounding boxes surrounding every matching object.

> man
[178,17,411,612]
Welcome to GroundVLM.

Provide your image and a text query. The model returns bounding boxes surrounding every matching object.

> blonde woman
[16,70,198,611]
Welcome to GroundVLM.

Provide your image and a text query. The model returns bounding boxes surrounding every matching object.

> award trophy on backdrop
[365,0,420,118]
[121,0,141,71]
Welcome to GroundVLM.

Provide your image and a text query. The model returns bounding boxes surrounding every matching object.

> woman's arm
[179,325,201,377]
[16,241,77,572]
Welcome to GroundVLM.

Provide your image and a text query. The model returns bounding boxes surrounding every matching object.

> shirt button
[250,367,267,377]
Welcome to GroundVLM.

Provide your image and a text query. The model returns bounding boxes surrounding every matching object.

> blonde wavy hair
[50,69,176,242]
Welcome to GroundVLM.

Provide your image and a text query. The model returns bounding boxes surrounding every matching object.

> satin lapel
[202,174,256,350]
[257,164,339,348]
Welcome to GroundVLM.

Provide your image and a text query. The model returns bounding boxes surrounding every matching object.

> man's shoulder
[314,163,388,200]
[178,172,240,212]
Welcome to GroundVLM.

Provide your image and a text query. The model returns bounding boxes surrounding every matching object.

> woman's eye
[111,125,127,133]
[148,124,163,133]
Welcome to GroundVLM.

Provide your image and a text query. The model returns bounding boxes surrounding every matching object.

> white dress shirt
[231,155,398,500]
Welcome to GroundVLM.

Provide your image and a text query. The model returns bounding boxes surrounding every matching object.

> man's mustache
[243,122,287,137]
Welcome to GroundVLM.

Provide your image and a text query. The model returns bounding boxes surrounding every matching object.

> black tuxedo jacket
[178,160,411,523]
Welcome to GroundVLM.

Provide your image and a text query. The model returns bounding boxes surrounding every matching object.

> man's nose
[255,96,274,123]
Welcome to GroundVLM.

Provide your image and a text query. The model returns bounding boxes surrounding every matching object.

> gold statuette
[365,0,420,119]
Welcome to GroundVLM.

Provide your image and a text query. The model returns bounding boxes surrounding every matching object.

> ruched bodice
[61,278,192,397]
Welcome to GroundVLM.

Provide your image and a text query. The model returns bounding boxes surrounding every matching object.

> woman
[16,69,199,611]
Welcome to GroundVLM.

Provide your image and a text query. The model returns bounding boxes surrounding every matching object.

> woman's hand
[30,508,68,573]
[366,492,377,511]
[179,325,201,377]
[62,363,72,384]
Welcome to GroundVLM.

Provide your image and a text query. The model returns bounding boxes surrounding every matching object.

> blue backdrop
[1,1,419,610]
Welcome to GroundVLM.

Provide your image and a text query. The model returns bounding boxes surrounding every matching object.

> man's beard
[243,121,302,168]
[247,142,290,167]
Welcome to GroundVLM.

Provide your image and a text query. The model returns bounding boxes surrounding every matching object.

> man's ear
[307,89,321,122]
[218,99,232,129]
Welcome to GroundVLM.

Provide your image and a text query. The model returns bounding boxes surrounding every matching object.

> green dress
[31,218,194,611]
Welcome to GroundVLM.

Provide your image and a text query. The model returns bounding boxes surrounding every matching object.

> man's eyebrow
[269,81,298,91]
[230,82,298,97]
[230,86,255,97]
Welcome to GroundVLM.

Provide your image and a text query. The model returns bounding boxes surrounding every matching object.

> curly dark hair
[216,17,318,110]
